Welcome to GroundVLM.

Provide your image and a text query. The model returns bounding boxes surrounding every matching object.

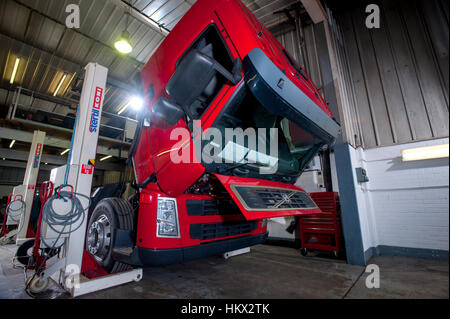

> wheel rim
[87,214,111,262]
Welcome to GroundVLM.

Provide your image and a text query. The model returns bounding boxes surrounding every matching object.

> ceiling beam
[0,127,129,159]
[113,0,170,36]
[0,85,78,107]
[0,148,125,171]
[0,159,58,172]
[299,0,327,23]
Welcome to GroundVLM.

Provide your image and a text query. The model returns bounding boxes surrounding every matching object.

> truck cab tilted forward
[86,0,340,270]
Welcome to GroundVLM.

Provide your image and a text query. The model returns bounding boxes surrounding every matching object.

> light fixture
[117,96,143,115]
[401,143,449,162]
[114,31,133,54]
[54,74,67,96]
[9,140,15,149]
[10,58,20,84]
[100,155,113,162]
[130,96,143,111]
[156,197,180,237]
[117,103,130,115]
[60,148,70,156]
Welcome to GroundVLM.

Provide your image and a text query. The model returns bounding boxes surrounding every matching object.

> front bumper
[113,232,268,267]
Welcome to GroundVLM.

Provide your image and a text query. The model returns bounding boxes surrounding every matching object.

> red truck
[85,0,340,273]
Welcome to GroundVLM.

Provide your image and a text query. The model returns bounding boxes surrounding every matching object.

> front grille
[186,199,241,216]
[190,221,258,240]
[231,186,317,210]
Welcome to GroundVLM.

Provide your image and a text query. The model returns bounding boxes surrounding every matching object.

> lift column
[50,63,108,292]
[44,63,142,297]
[5,130,46,245]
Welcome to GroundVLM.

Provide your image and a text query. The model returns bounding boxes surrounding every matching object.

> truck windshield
[203,84,325,183]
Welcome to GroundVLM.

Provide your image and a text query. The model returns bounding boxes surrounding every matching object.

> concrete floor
[0,243,448,299]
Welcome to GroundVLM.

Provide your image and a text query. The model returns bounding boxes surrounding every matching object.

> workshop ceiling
[0,0,301,116]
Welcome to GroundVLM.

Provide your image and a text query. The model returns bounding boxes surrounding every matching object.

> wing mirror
[151,97,185,128]
[152,49,242,129]
[166,49,242,107]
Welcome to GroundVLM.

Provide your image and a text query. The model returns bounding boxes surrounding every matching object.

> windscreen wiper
[217,150,250,174]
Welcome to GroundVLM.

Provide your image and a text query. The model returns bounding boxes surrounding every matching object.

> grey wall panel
[351,8,395,147]
[268,0,447,149]
[440,0,449,22]
[335,0,448,148]
[420,0,449,105]
[382,0,433,141]
[329,14,363,147]
[313,22,341,125]
[369,9,412,144]
[303,25,323,91]
[339,12,378,148]
[400,1,449,138]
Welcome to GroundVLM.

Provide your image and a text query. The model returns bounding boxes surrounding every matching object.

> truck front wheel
[86,198,134,273]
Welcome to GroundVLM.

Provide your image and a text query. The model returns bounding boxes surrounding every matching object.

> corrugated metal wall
[276,23,325,108]
[275,16,362,147]
[276,0,449,149]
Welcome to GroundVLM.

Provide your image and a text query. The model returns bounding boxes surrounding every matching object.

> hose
[5,199,26,224]
[39,190,90,249]
[24,189,90,295]
[39,101,85,249]
[24,102,93,295]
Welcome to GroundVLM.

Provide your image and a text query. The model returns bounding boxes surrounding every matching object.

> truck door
[151,20,242,197]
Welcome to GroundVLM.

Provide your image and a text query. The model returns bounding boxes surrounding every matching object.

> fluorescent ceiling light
[114,31,133,54]
[9,140,15,148]
[117,103,130,115]
[60,148,70,156]
[401,143,449,162]
[10,58,20,84]
[100,155,113,162]
[54,74,67,96]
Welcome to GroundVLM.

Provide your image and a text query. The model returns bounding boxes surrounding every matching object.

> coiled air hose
[24,188,90,296]
[5,198,26,224]
[39,189,90,249]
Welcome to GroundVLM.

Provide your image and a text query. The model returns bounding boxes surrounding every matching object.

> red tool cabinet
[298,192,344,257]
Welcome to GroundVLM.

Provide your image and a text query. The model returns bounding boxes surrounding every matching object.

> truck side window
[177,24,235,119]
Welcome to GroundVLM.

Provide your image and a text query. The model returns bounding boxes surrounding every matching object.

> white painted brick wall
[349,138,449,251]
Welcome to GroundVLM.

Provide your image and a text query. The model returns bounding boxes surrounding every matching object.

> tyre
[86,198,134,273]
[16,239,35,266]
